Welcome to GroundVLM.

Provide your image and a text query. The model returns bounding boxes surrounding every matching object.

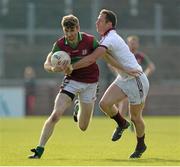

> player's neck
[131,48,138,54]
[67,36,79,48]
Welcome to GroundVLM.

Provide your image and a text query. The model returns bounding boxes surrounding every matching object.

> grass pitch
[0,116,180,166]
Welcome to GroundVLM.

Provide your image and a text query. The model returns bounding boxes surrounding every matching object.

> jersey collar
[102,28,115,37]
[64,32,82,45]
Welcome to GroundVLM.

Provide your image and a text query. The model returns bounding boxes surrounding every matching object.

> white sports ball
[51,51,71,67]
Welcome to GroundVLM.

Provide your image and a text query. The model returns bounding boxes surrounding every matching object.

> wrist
[69,64,73,71]
[49,66,54,72]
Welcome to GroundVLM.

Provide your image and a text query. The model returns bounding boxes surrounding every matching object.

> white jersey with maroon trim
[100,30,142,79]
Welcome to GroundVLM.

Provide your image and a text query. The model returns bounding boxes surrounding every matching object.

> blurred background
[0,0,180,117]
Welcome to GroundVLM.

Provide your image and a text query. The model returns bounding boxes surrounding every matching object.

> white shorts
[113,73,149,105]
[62,79,98,103]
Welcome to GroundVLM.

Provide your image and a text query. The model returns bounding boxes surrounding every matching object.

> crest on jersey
[82,49,88,55]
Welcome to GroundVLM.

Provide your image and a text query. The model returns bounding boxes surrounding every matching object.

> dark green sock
[36,146,44,157]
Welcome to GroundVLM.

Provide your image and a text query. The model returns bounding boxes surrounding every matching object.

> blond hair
[127,35,139,42]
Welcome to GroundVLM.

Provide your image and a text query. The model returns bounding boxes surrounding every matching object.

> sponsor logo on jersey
[82,49,88,55]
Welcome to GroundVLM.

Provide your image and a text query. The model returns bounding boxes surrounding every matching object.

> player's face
[96,14,110,35]
[127,39,139,52]
[63,26,79,43]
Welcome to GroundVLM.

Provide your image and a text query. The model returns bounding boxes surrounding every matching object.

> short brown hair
[100,9,117,28]
[61,14,79,29]
[127,35,139,42]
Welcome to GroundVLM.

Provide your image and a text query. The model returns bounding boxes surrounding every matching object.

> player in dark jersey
[28,14,99,159]
[117,35,155,124]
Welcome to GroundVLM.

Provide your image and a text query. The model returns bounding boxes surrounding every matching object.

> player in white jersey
[65,9,149,159]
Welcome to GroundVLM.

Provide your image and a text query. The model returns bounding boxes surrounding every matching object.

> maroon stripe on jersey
[103,28,115,36]
[99,45,108,50]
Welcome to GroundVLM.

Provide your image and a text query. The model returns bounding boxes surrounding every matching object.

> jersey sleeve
[99,36,113,50]
[51,42,61,53]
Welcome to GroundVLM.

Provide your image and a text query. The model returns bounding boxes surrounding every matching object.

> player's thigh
[53,92,72,115]
[78,102,94,126]
[101,83,127,106]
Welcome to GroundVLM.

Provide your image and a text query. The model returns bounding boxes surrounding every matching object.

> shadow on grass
[104,157,180,164]
[47,157,180,164]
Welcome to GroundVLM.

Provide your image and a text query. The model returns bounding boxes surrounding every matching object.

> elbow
[44,62,50,72]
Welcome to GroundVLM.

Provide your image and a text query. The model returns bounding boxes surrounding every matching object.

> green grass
[0,116,180,166]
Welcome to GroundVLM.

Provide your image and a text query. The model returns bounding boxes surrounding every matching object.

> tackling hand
[63,64,73,75]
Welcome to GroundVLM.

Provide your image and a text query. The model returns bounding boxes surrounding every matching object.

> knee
[49,110,61,123]
[99,99,109,111]
[130,115,141,124]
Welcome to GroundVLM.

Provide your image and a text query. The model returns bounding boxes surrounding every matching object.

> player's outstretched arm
[72,47,106,70]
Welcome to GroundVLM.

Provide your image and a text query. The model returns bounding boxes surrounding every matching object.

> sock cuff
[110,112,119,119]
[137,134,145,140]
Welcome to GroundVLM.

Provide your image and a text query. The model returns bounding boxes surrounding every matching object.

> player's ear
[108,21,113,28]
[77,25,80,31]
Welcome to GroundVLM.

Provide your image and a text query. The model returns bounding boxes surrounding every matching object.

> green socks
[36,146,44,157]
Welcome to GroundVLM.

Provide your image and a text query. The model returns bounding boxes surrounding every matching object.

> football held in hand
[51,51,71,67]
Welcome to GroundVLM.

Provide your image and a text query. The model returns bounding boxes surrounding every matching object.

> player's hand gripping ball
[51,51,71,67]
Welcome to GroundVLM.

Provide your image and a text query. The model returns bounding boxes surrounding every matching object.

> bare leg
[78,101,94,131]
[99,83,130,141]
[117,98,129,117]
[39,93,72,147]
[129,103,145,137]
[129,103,147,158]
[99,83,126,117]
[28,93,72,159]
